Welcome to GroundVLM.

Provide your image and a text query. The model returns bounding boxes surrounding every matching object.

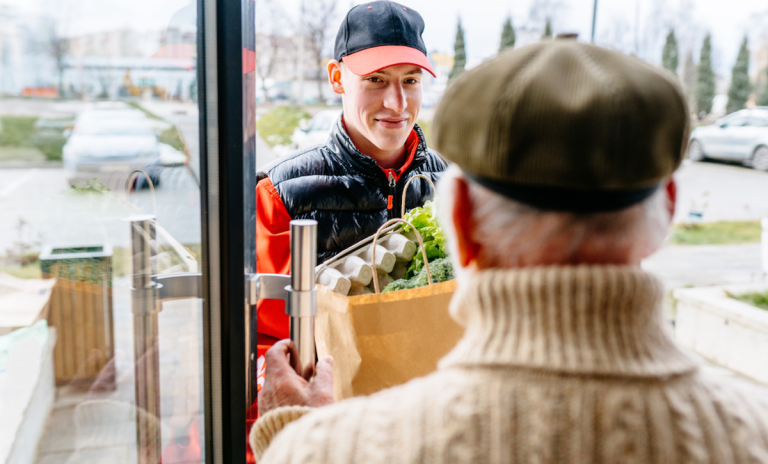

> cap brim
[342,45,436,78]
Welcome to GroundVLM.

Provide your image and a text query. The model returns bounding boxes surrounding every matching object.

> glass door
[0,0,250,460]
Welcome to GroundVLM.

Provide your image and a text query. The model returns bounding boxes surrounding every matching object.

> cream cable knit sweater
[251,266,768,463]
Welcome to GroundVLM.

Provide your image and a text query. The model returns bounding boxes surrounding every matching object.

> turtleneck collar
[439,266,698,378]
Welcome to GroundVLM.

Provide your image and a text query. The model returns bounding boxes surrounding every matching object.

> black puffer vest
[257,116,447,264]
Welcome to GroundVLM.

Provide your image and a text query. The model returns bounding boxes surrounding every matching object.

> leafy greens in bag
[401,200,448,278]
[380,200,454,293]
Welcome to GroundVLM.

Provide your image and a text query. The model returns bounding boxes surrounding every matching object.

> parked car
[290,110,341,151]
[63,107,162,186]
[689,108,768,171]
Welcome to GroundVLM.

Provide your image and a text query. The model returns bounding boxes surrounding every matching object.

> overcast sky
[283,0,768,77]
[5,0,768,77]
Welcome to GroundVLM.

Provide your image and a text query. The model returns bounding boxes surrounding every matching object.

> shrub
[0,116,37,147]
[256,106,311,147]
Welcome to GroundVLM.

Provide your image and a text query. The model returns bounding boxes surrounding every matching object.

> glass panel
[0,0,206,462]
[250,0,768,457]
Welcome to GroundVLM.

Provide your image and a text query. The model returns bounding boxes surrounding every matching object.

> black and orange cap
[334,1,436,78]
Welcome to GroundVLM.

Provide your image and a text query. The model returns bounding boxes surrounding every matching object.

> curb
[0,162,63,170]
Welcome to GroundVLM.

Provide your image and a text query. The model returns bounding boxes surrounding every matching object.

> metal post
[591,0,598,43]
[289,220,317,372]
[129,215,162,464]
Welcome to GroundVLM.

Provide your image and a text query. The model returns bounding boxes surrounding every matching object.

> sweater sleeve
[249,406,313,461]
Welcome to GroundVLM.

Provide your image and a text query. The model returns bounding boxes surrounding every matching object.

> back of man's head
[432,39,689,269]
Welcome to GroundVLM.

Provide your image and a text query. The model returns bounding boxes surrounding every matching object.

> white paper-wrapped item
[360,245,396,274]
[316,267,351,296]
[381,233,416,262]
[336,256,373,286]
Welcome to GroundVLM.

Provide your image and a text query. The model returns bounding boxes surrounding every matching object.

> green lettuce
[402,200,447,278]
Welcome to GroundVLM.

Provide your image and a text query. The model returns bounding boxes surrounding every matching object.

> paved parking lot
[674,159,768,222]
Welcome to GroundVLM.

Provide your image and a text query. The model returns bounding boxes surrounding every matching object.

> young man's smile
[375,118,408,129]
[328,62,423,169]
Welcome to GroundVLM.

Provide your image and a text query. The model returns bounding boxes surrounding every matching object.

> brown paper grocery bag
[315,280,463,400]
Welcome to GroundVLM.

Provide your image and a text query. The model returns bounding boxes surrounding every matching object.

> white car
[63,107,162,185]
[290,110,341,151]
[689,108,768,171]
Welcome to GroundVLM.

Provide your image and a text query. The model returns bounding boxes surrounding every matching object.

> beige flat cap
[432,40,689,212]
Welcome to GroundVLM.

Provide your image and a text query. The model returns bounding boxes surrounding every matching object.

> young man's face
[331,62,423,155]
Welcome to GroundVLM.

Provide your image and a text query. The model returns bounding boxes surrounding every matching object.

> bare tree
[681,49,697,110]
[30,17,70,96]
[255,0,294,103]
[44,19,70,96]
[596,13,634,55]
[526,0,567,37]
[637,0,702,67]
[303,0,338,105]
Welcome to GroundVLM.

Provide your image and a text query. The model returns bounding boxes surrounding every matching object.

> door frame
[198,0,252,461]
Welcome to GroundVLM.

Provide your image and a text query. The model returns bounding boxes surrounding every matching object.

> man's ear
[452,176,480,267]
[665,178,677,222]
[327,60,344,95]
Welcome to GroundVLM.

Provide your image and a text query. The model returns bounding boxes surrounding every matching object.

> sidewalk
[642,242,765,289]
[643,242,768,392]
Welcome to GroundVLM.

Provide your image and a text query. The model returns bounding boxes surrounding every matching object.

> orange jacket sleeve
[255,177,292,343]
[249,177,292,462]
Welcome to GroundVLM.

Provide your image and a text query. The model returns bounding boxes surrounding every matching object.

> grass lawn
[256,106,311,147]
[729,290,768,311]
[670,221,762,246]
[0,115,71,161]
[0,116,37,146]
[0,262,42,280]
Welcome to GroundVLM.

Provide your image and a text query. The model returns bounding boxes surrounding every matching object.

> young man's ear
[327,60,344,95]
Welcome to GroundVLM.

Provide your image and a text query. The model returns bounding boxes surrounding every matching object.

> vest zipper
[387,171,397,220]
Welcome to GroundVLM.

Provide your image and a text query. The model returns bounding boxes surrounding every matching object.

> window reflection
[0,0,204,462]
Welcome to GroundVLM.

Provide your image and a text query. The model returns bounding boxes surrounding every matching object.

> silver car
[63,107,162,186]
[689,108,768,171]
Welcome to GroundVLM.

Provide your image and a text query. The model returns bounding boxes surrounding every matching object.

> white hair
[437,165,671,268]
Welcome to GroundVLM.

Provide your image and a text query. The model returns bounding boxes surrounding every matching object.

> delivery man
[247,1,446,460]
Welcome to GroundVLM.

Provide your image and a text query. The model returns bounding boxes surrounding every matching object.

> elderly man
[250,39,768,463]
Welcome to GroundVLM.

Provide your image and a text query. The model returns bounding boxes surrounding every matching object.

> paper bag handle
[371,218,433,294]
[401,174,436,218]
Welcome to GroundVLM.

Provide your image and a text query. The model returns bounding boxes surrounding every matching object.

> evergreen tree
[726,36,751,114]
[694,34,716,117]
[449,19,466,82]
[499,16,516,53]
[542,18,553,40]
[757,66,768,107]
[661,30,679,76]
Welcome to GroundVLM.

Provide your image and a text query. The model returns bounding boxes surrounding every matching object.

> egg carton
[315,224,421,296]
